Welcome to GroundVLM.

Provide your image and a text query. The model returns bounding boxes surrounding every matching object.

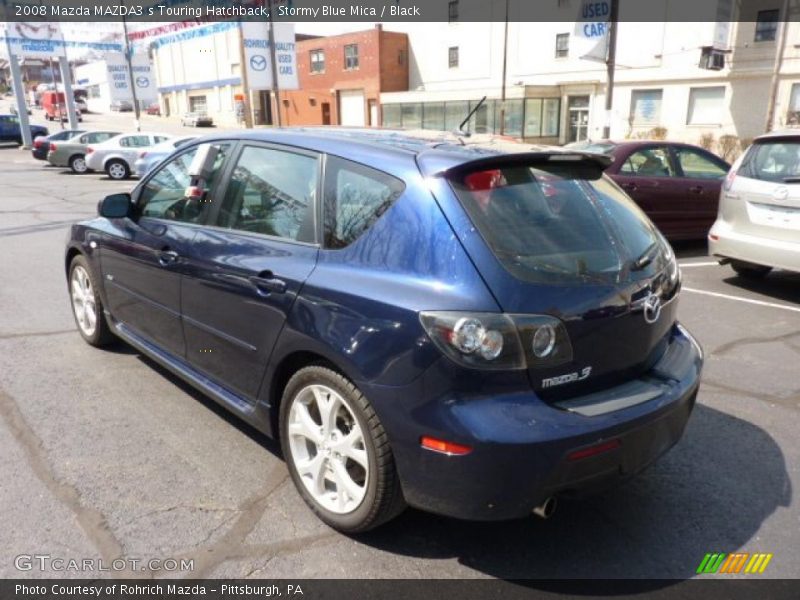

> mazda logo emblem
[135,76,149,87]
[250,55,267,71]
[643,292,662,324]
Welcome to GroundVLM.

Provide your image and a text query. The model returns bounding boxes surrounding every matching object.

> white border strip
[682,287,800,314]
[678,262,719,268]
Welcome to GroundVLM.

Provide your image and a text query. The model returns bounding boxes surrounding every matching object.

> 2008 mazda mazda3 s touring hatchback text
[65,129,703,532]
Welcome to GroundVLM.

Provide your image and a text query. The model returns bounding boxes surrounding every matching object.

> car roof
[188,127,610,176]
[755,129,800,141]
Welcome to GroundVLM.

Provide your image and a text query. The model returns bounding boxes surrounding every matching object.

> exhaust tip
[532,496,557,519]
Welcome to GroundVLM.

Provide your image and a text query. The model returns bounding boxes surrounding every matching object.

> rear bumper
[362,323,702,521]
[709,219,800,272]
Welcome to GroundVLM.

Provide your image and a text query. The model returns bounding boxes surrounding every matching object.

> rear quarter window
[323,156,405,249]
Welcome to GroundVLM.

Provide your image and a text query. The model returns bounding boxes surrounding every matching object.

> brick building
[279,25,408,127]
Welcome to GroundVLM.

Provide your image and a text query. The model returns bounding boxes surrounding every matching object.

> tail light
[33,139,42,149]
[86,147,94,154]
[49,143,57,152]
[723,167,737,192]
[418,312,572,371]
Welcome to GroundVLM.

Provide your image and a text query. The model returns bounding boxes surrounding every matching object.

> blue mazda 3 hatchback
[65,129,702,532]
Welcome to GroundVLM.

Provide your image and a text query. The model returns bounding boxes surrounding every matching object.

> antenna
[455,96,487,139]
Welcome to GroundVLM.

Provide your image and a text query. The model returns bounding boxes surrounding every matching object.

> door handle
[157,249,179,266]
[689,185,704,194]
[249,272,287,295]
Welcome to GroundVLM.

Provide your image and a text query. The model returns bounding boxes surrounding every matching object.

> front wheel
[731,260,772,279]
[280,366,405,533]
[106,159,129,180]
[69,255,115,347]
[69,154,88,174]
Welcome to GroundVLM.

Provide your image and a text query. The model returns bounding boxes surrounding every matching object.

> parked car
[0,114,48,144]
[47,130,121,173]
[565,140,730,240]
[32,129,86,161]
[110,100,134,112]
[181,111,213,127]
[710,131,800,277]
[10,103,32,116]
[65,129,702,532]
[145,102,161,116]
[134,136,197,178]
[84,132,171,180]
[74,98,89,114]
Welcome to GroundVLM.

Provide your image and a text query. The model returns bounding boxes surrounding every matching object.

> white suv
[709,131,800,278]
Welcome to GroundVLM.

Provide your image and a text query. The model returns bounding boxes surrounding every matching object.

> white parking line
[678,261,719,268]
[682,287,800,314]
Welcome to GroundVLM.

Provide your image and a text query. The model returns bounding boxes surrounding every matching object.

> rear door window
[214,145,319,242]
[673,146,727,179]
[449,161,661,284]
[322,156,405,249]
[742,141,800,182]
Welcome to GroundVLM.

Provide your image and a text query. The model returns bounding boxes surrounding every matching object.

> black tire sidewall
[280,366,383,532]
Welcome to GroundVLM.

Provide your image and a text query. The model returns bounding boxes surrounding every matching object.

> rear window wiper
[782,177,800,183]
[630,241,660,271]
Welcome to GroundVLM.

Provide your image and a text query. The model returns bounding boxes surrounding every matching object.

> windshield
[449,162,661,284]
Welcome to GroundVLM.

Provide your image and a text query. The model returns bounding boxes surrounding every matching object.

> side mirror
[98,193,132,218]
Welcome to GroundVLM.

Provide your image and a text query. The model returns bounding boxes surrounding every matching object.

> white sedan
[84,132,172,180]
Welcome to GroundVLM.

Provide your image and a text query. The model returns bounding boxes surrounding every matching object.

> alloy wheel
[107,162,126,179]
[70,265,97,337]
[287,384,369,514]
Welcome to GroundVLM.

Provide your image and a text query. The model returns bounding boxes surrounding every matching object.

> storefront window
[494,99,523,137]
[382,104,401,128]
[445,101,469,132]
[423,102,445,130]
[524,99,542,138]
[542,98,560,136]
[401,103,422,129]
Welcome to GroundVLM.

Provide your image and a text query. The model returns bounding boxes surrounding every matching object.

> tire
[68,255,115,347]
[69,154,88,174]
[105,159,129,180]
[280,365,406,533]
[731,260,772,279]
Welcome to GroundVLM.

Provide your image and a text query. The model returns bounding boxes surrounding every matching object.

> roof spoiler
[435,151,613,179]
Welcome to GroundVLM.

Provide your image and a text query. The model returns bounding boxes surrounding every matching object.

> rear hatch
[422,150,681,400]
[728,137,800,242]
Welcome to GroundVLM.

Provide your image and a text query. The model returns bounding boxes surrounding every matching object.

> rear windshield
[741,140,800,182]
[449,161,661,284]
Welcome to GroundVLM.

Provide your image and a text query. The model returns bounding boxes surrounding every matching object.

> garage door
[339,89,365,126]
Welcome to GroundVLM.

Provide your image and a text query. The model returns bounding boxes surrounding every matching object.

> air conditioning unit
[699,47,725,71]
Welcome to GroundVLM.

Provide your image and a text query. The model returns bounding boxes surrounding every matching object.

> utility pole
[765,0,791,132]
[602,0,619,140]
[268,0,282,127]
[237,22,254,128]
[499,0,509,136]
[8,53,33,147]
[121,9,142,132]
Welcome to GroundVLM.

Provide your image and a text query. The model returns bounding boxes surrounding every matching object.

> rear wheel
[106,159,129,180]
[69,154,88,174]
[280,365,405,533]
[69,255,115,347]
[731,260,772,279]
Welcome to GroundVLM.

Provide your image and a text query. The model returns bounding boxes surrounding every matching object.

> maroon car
[567,140,730,240]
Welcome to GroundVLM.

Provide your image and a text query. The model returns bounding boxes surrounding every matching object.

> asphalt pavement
[0,114,798,582]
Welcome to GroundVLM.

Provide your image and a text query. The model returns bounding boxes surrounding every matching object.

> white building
[381,0,796,150]
[74,54,157,113]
